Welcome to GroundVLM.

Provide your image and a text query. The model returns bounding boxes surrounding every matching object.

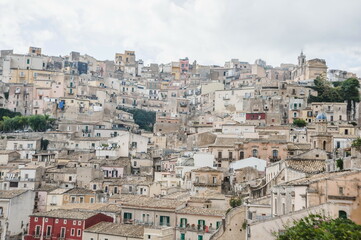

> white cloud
[0,0,360,75]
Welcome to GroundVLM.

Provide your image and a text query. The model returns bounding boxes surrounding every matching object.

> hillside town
[0,47,361,240]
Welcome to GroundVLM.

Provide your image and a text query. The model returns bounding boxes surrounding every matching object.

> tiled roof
[84,222,144,238]
[282,170,360,186]
[31,209,99,220]
[212,137,239,147]
[192,167,222,173]
[66,188,96,195]
[36,185,58,192]
[117,195,185,209]
[286,159,325,174]
[58,203,122,212]
[176,206,226,217]
[0,190,27,199]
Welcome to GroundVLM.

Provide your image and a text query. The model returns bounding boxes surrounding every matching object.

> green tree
[336,158,344,170]
[0,108,21,120]
[293,119,307,128]
[275,214,361,240]
[309,77,360,119]
[340,78,360,120]
[352,138,361,151]
[119,107,156,131]
[229,197,242,208]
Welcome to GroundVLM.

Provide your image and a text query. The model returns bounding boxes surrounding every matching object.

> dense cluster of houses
[0,47,360,239]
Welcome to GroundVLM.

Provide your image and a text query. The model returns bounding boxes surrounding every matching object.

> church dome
[316,112,327,120]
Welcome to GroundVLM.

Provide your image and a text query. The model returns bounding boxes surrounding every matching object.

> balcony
[177,224,216,233]
[159,222,171,227]
[82,129,92,133]
[193,182,220,187]
[216,158,234,161]
[4,177,20,182]
[124,219,133,224]
[269,156,281,162]
[20,178,35,182]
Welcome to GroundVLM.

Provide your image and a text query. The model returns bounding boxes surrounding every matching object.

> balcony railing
[193,182,220,187]
[159,222,171,227]
[216,158,234,161]
[177,224,216,233]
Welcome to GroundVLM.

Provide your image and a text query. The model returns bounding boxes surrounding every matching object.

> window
[71,196,76,203]
[198,219,205,230]
[239,151,244,159]
[339,187,344,195]
[55,219,59,223]
[198,235,203,240]
[272,150,279,158]
[64,220,67,224]
[46,226,52,237]
[159,216,170,226]
[213,177,217,184]
[77,229,81,237]
[90,197,95,203]
[124,212,133,222]
[274,198,278,215]
[252,149,258,157]
[60,227,66,238]
[45,218,48,222]
[79,197,84,203]
[339,210,347,219]
[181,233,185,240]
[180,218,187,228]
[345,129,349,135]
[35,217,38,222]
[73,220,77,225]
[216,221,222,229]
[35,226,41,236]
[71,228,75,236]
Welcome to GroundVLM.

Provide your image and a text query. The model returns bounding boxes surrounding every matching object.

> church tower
[311,112,332,152]
[315,112,327,133]
[298,51,306,66]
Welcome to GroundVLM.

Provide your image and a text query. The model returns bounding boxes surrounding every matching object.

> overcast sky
[1,0,360,75]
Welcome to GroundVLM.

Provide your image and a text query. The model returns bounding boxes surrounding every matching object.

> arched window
[339,210,347,219]
[239,151,244,159]
[252,149,258,158]
[272,150,279,158]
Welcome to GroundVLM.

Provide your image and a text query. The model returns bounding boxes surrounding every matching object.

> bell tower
[298,51,306,66]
